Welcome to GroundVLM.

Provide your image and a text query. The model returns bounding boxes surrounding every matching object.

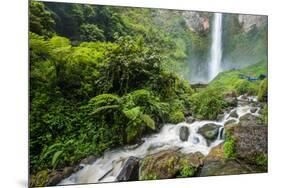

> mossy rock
[139,150,204,180]
[199,159,255,177]
[198,123,221,143]
[200,142,266,177]
[225,124,268,166]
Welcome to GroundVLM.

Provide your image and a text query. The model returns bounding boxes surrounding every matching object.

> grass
[208,60,267,95]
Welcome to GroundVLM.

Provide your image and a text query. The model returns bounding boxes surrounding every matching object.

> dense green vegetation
[29,0,268,185]
[29,0,194,176]
[188,61,267,120]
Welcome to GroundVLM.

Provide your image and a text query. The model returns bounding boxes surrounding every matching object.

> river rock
[116,156,140,181]
[179,126,189,141]
[225,124,267,165]
[229,110,238,118]
[216,113,225,121]
[46,166,77,186]
[198,123,221,143]
[239,113,261,126]
[80,155,97,165]
[200,142,265,177]
[205,143,224,161]
[250,107,258,113]
[224,92,238,107]
[199,159,255,177]
[186,116,195,124]
[224,119,237,126]
[139,150,203,180]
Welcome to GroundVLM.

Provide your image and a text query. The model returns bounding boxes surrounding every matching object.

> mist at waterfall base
[59,96,260,185]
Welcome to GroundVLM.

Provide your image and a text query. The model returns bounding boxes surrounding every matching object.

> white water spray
[209,13,223,81]
[59,95,259,185]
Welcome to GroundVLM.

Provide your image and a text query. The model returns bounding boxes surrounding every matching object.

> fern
[123,107,141,120]
[140,114,155,130]
[90,105,120,115]
[52,150,63,168]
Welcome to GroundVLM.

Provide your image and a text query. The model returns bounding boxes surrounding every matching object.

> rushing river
[59,96,260,185]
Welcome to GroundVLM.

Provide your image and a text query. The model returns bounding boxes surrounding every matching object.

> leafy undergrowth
[189,61,267,120]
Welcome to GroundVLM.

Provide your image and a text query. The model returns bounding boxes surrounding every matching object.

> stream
[59,95,260,185]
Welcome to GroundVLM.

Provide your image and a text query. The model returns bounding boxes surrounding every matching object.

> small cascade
[59,95,260,185]
[217,127,224,140]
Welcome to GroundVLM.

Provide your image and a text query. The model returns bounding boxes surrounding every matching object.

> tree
[29,1,55,37]
[80,24,105,42]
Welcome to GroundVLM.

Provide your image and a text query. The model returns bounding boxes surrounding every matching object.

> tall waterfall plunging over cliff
[209,13,223,81]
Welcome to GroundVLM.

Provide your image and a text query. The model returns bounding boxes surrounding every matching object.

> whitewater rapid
[59,96,259,185]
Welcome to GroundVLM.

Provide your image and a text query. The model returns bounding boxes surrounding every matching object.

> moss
[168,110,185,124]
[255,154,268,168]
[140,172,158,180]
[224,134,236,159]
[259,105,268,126]
[30,170,49,187]
[179,165,195,177]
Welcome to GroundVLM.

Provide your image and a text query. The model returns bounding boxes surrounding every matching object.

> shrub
[258,79,268,102]
[189,88,225,120]
[235,80,258,96]
[255,154,268,168]
[169,111,185,124]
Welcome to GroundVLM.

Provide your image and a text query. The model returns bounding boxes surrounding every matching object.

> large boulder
[116,156,140,181]
[139,150,204,180]
[224,119,237,126]
[225,124,267,165]
[198,123,221,143]
[45,166,79,186]
[199,142,266,177]
[205,143,225,161]
[199,159,255,177]
[239,113,262,126]
[179,126,189,141]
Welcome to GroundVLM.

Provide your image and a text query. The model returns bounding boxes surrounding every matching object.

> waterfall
[209,13,223,81]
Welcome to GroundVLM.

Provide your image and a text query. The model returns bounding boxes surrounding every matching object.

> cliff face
[182,12,211,33]
[238,15,267,32]
[221,14,267,71]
